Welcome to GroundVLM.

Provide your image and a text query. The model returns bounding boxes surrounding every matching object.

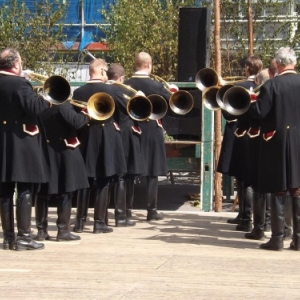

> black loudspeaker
[177,7,211,82]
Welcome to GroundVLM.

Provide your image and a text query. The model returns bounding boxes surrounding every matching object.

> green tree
[100,0,203,80]
[0,0,70,75]
[216,0,299,76]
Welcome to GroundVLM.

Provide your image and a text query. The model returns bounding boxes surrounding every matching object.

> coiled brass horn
[195,68,219,92]
[69,92,115,121]
[23,70,71,105]
[151,75,194,115]
[148,94,168,120]
[215,84,234,110]
[43,75,71,105]
[195,68,247,92]
[222,86,259,116]
[202,86,221,111]
[127,94,153,121]
[111,82,153,121]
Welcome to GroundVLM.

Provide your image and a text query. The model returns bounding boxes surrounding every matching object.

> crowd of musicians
[218,46,300,251]
[1,45,300,252]
[0,48,168,251]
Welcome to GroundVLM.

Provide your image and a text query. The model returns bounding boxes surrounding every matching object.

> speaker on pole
[177,7,211,82]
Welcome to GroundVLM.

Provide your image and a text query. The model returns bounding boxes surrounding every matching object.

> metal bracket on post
[200,107,214,212]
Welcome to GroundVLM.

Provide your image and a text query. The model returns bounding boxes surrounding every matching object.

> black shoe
[147,210,164,221]
[3,234,15,250]
[260,237,283,251]
[93,222,113,234]
[236,220,252,232]
[57,230,81,241]
[126,209,132,219]
[34,230,52,241]
[227,216,243,224]
[245,228,264,240]
[73,219,85,233]
[12,236,45,251]
[116,217,136,227]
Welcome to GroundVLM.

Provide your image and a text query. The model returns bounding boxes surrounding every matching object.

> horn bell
[127,95,153,121]
[202,86,220,111]
[216,84,234,110]
[87,92,115,121]
[222,86,251,116]
[43,75,71,105]
[169,90,194,115]
[148,94,168,120]
[195,68,219,91]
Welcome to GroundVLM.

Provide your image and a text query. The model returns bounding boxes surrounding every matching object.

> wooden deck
[0,208,300,299]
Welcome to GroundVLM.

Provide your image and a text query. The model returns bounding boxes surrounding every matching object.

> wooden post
[248,0,254,56]
[213,0,223,212]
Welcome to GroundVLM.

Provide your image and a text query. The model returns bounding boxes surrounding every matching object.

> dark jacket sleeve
[249,82,273,120]
[58,102,90,129]
[17,80,51,116]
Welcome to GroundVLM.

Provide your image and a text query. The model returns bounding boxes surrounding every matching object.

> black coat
[39,102,90,194]
[125,75,170,176]
[0,73,50,183]
[109,83,145,176]
[217,119,238,174]
[73,81,127,178]
[225,79,257,180]
[250,71,300,193]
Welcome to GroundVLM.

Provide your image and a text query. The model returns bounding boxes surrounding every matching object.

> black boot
[125,176,135,219]
[146,176,164,221]
[260,194,285,251]
[115,179,135,227]
[56,193,80,241]
[236,185,253,232]
[290,197,300,250]
[0,197,15,250]
[12,193,44,251]
[264,193,271,232]
[245,192,265,240]
[227,178,244,224]
[284,196,292,240]
[73,188,91,233]
[94,186,113,233]
[34,195,52,241]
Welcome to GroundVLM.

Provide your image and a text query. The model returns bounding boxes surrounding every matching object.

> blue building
[0,0,110,53]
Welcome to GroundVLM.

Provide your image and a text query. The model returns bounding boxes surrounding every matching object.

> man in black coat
[34,102,90,242]
[125,52,170,221]
[72,58,134,233]
[0,48,51,251]
[250,47,300,251]
[218,56,262,232]
[107,63,145,219]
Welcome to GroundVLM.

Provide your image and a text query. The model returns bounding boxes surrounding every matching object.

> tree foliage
[100,0,203,80]
[0,0,70,75]
[214,0,300,76]
[101,0,300,78]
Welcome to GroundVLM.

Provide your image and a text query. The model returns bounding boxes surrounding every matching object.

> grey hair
[275,47,297,66]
